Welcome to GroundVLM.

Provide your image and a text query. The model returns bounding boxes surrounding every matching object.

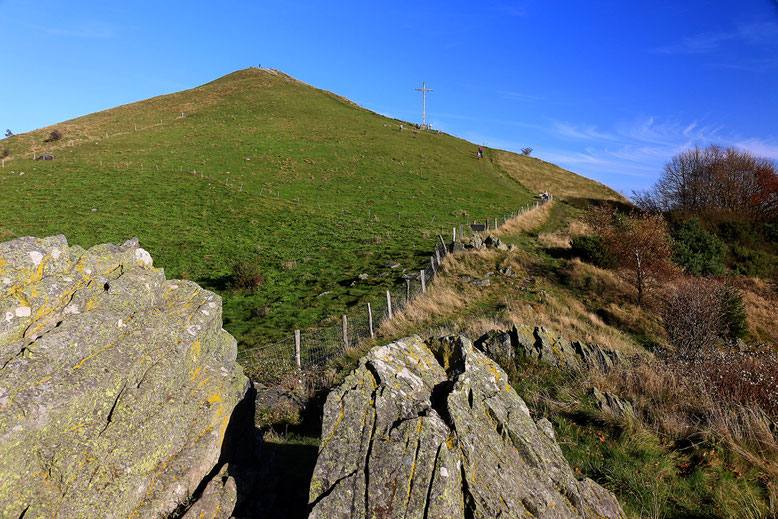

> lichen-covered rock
[474,329,513,364]
[503,325,625,372]
[573,341,626,371]
[308,335,624,518]
[0,235,249,519]
[181,464,237,519]
[510,324,581,369]
[591,387,635,418]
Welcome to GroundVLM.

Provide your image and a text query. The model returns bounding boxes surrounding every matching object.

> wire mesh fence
[237,196,553,385]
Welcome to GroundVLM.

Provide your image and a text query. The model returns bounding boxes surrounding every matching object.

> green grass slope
[0,68,615,347]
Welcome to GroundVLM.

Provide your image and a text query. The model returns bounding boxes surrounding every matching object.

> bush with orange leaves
[587,207,676,306]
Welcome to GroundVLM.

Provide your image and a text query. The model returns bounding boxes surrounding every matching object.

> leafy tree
[589,209,676,305]
[632,145,778,222]
[521,147,533,156]
[4,129,12,138]
[671,218,726,275]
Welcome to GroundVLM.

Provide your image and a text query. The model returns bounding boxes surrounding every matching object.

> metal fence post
[294,330,301,369]
[368,303,374,338]
[386,291,393,320]
[342,315,349,351]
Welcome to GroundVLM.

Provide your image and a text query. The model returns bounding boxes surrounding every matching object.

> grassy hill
[492,149,627,204]
[0,68,620,347]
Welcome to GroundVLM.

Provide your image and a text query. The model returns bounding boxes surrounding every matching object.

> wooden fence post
[453,227,457,242]
[386,291,393,320]
[294,329,301,369]
[494,217,498,229]
[420,269,426,293]
[438,235,447,254]
[430,256,436,273]
[405,278,411,303]
[342,315,349,351]
[435,247,441,265]
[368,303,374,338]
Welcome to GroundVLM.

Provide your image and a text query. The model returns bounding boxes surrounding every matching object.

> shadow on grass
[233,386,328,518]
[244,440,319,518]
[545,246,576,260]
[198,273,232,292]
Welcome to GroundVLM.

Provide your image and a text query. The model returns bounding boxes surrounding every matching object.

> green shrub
[570,235,613,268]
[45,129,62,142]
[718,220,754,246]
[671,218,726,275]
[0,148,8,159]
[729,245,778,277]
[764,223,778,243]
[229,257,264,291]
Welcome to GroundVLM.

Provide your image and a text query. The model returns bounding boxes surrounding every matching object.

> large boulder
[0,235,250,518]
[308,335,624,518]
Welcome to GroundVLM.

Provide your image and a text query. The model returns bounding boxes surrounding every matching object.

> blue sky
[2,0,777,195]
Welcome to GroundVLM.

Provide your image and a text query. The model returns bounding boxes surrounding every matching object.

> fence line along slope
[239,197,553,383]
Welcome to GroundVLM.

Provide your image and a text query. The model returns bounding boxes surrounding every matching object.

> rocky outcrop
[308,335,624,518]
[476,325,627,372]
[0,235,250,518]
[484,234,508,251]
[590,388,635,418]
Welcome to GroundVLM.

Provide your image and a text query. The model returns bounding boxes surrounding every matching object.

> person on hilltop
[477,146,483,159]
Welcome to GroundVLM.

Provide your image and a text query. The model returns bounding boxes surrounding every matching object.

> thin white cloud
[654,20,778,55]
[17,20,115,39]
[656,31,733,55]
[551,121,616,141]
[534,116,777,192]
[499,90,544,102]
[734,138,778,159]
[494,2,531,17]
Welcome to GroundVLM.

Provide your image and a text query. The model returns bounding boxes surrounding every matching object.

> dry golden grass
[378,284,470,337]
[504,285,642,354]
[378,241,646,354]
[563,258,634,299]
[568,219,592,236]
[538,231,571,249]
[735,277,778,343]
[589,358,778,513]
[491,201,553,237]
[492,149,626,203]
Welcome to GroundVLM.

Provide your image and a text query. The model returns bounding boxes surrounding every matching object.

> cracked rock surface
[308,335,624,518]
[0,235,249,518]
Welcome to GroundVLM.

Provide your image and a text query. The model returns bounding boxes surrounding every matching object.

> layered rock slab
[308,335,624,518]
[477,325,627,372]
[0,235,249,518]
